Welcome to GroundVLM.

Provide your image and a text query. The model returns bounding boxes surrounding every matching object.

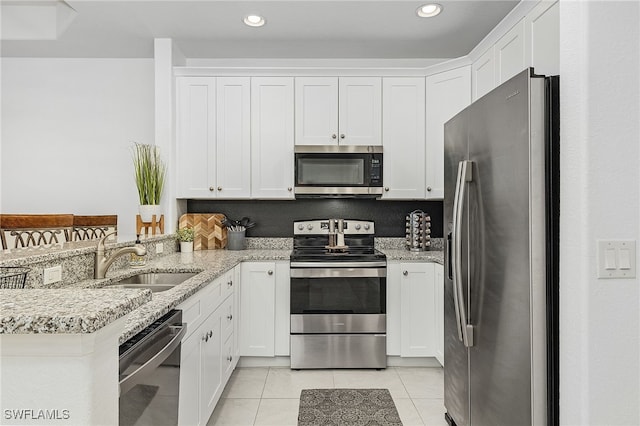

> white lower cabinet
[178,267,238,426]
[239,261,290,357]
[387,261,442,360]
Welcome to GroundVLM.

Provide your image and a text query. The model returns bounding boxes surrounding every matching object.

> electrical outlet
[43,265,62,285]
[156,242,164,254]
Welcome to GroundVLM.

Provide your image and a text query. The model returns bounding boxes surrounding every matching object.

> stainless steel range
[290,219,387,369]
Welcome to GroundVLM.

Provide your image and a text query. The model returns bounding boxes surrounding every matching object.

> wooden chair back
[72,215,118,241]
[0,214,74,249]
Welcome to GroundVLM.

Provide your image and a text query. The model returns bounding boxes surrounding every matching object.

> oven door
[290,266,386,334]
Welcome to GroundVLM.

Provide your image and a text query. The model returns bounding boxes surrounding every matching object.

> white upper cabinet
[295,77,339,145]
[472,48,496,101]
[295,77,381,146]
[175,76,250,198]
[425,67,471,200]
[381,77,426,199]
[471,1,558,101]
[176,77,216,198]
[338,77,382,146]
[215,77,251,198]
[251,77,295,199]
[494,20,526,85]
[526,1,559,76]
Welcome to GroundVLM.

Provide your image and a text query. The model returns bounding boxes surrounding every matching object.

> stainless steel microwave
[294,145,383,198]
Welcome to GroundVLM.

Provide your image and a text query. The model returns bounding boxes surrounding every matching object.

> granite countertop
[0,246,443,343]
[0,289,151,334]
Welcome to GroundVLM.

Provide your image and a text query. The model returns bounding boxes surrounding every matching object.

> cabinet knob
[217,186,222,191]
[208,330,213,338]
[202,333,209,342]
[403,270,408,276]
[209,186,215,192]
[340,134,345,139]
[227,314,233,320]
[427,186,432,192]
[268,270,273,275]
[288,187,292,192]
[331,134,337,139]
[227,356,233,362]
[227,280,232,287]
[384,187,390,192]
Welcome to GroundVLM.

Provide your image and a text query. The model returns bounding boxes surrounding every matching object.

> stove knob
[354,224,361,230]
[298,224,304,231]
[307,224,313,231]
[364,224,371,230]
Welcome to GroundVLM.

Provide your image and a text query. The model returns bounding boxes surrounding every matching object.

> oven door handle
[119,324,186,396]
[290,261,387,269]
[290,267,386,278]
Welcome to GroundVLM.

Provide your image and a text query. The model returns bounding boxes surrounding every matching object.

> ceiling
[0,0,520,59]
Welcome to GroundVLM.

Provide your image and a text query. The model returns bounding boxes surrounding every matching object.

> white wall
[560,1,640,425]
[1,58,154,236]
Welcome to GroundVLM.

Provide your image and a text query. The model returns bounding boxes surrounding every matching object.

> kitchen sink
[105,272,198,292]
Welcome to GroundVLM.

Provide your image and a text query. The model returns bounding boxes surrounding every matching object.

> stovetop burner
[291,247,386,263]
[291,219,386,264]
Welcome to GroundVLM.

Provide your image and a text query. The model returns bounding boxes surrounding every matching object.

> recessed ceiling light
[416,4,443,18]
[243,14,266,27]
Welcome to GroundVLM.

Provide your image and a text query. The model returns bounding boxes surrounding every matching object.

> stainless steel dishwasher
[119,310,186,426]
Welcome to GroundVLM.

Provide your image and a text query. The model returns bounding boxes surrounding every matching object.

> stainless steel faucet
[94,231,147,279]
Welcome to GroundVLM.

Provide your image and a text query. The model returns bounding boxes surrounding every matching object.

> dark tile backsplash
[188,199,443,238]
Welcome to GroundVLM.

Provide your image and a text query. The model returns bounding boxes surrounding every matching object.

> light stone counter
[0,244,443,344]
[0,288,151,334]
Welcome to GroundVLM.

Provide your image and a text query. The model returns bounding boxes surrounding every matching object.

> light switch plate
[597,240,636,279]
[43,265,62,285]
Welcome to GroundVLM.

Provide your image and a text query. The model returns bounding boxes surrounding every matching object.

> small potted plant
[176,227,195,253]
[132,142,166,223]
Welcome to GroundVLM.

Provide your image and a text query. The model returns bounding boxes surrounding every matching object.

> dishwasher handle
[119,324,186,396]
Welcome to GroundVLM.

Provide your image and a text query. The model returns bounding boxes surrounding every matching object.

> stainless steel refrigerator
[443,68,559,426]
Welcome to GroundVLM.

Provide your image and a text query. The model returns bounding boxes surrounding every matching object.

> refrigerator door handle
[453,160,474,348]
[451,163,465,343]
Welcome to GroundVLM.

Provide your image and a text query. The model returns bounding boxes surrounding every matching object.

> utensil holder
[405,210,431,252]
[227,230,246,250]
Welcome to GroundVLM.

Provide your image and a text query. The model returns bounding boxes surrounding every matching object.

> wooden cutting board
[178,213,227,250]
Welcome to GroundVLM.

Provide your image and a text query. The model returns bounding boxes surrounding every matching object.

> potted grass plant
[132,142,166,223]
[176,227,195,252]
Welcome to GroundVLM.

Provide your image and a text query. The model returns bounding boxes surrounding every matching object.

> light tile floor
[207,367,447,426]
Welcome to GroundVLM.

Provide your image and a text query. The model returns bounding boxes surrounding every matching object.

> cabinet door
[201,310,222,423]
[295,77,339,145]
[434,264,445,366]
[274,261,291,356]
[386,262,402,356]
[425,67,471,199]
[494,19,526,85]
[400,262,436,357]
[239,262,276,357]
[339,77,382,146]
[216,77,251,198]
[233,265,241,360]
[381,77,426,199]
[472,48,495,101]
[251,77,295,198]
[178,330,201,426]
[526,1,559,76]
[176,76,216,198]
